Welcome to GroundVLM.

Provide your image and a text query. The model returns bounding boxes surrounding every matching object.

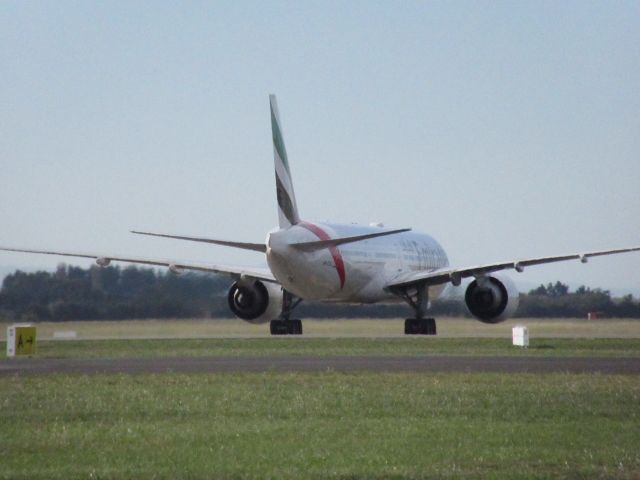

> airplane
[2,95,640,335]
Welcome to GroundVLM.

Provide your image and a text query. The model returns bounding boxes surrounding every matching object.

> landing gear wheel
[270,290,303,335]
[290,319,303,335]
[270,320,288,335]
[404,318,436,335]
[270,319,303,335]
[425,318,436,335]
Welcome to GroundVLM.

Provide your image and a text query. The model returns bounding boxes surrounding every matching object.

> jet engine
[227,280,282,324]
[464,274,519,323]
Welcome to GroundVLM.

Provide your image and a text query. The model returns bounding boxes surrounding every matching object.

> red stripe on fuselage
[298,221,346,289]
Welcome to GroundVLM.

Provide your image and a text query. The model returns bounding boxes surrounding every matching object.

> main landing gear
[404,318,436,335]
[270,290,303,335]
[270,319,302,335]
[392,282,437,336]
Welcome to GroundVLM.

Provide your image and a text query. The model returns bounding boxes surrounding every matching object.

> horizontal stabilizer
[290,228,411,251]
[131,231,266,253]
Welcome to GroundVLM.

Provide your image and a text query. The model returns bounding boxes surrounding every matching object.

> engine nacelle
[464,274,519,324]
[227,280,282,324]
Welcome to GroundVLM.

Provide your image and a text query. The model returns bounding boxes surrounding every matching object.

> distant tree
[548,281,569,297]
[612,294,640,318]
[528,281,569,298]
[0,265,229,321]
[529,284,548,296]
[518,281,622,318]
[575,285,589,295]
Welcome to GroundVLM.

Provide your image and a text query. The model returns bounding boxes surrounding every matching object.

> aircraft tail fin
[270,94,301,228]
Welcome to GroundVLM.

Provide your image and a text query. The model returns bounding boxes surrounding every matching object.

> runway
[1,355,639,376]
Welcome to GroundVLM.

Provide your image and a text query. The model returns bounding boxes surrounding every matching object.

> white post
[6,325,16,357]
[512,325,529,347]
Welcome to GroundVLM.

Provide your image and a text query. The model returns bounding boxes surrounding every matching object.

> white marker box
[512,325,529,347]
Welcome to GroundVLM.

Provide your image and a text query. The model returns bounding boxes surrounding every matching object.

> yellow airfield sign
[6,325,37,357]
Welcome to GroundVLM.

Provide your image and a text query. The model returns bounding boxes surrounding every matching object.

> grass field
[2,318,639,479]
[1,372,639,479]
[2,317,639,359]
[2,317,640,340]
[4,337,640,359]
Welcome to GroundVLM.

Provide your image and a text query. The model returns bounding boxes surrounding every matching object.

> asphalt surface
[1,355,639,376]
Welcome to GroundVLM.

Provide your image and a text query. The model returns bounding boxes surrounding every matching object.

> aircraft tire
[270,320,289,335]
[425,318,437,335]
[404,318,437,335]
[289,319,303,335]
[270,320,303,335]
[404,319,420,335]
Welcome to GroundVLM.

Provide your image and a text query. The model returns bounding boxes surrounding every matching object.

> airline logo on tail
[270,94,300,228]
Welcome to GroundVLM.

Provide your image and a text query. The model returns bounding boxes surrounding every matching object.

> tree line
[0,265,228,321]
[0,265,638,321]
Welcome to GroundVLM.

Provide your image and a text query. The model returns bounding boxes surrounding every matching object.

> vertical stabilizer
[270,94,300,228]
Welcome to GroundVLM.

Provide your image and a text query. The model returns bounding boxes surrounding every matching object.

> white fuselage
[267,222,449,303]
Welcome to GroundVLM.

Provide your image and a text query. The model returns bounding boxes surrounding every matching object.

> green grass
[4,336,640,359]
[1,372,639,479]
[2,318,640,341]
[2,320,639,479]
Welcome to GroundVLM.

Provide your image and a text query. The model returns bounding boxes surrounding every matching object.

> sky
[1,1,639,295]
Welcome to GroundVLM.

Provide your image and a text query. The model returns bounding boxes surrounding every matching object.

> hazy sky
[1,1,639,294]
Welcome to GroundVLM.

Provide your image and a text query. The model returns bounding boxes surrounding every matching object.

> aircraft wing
[0,246,277,282]
[386,245,640,290]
